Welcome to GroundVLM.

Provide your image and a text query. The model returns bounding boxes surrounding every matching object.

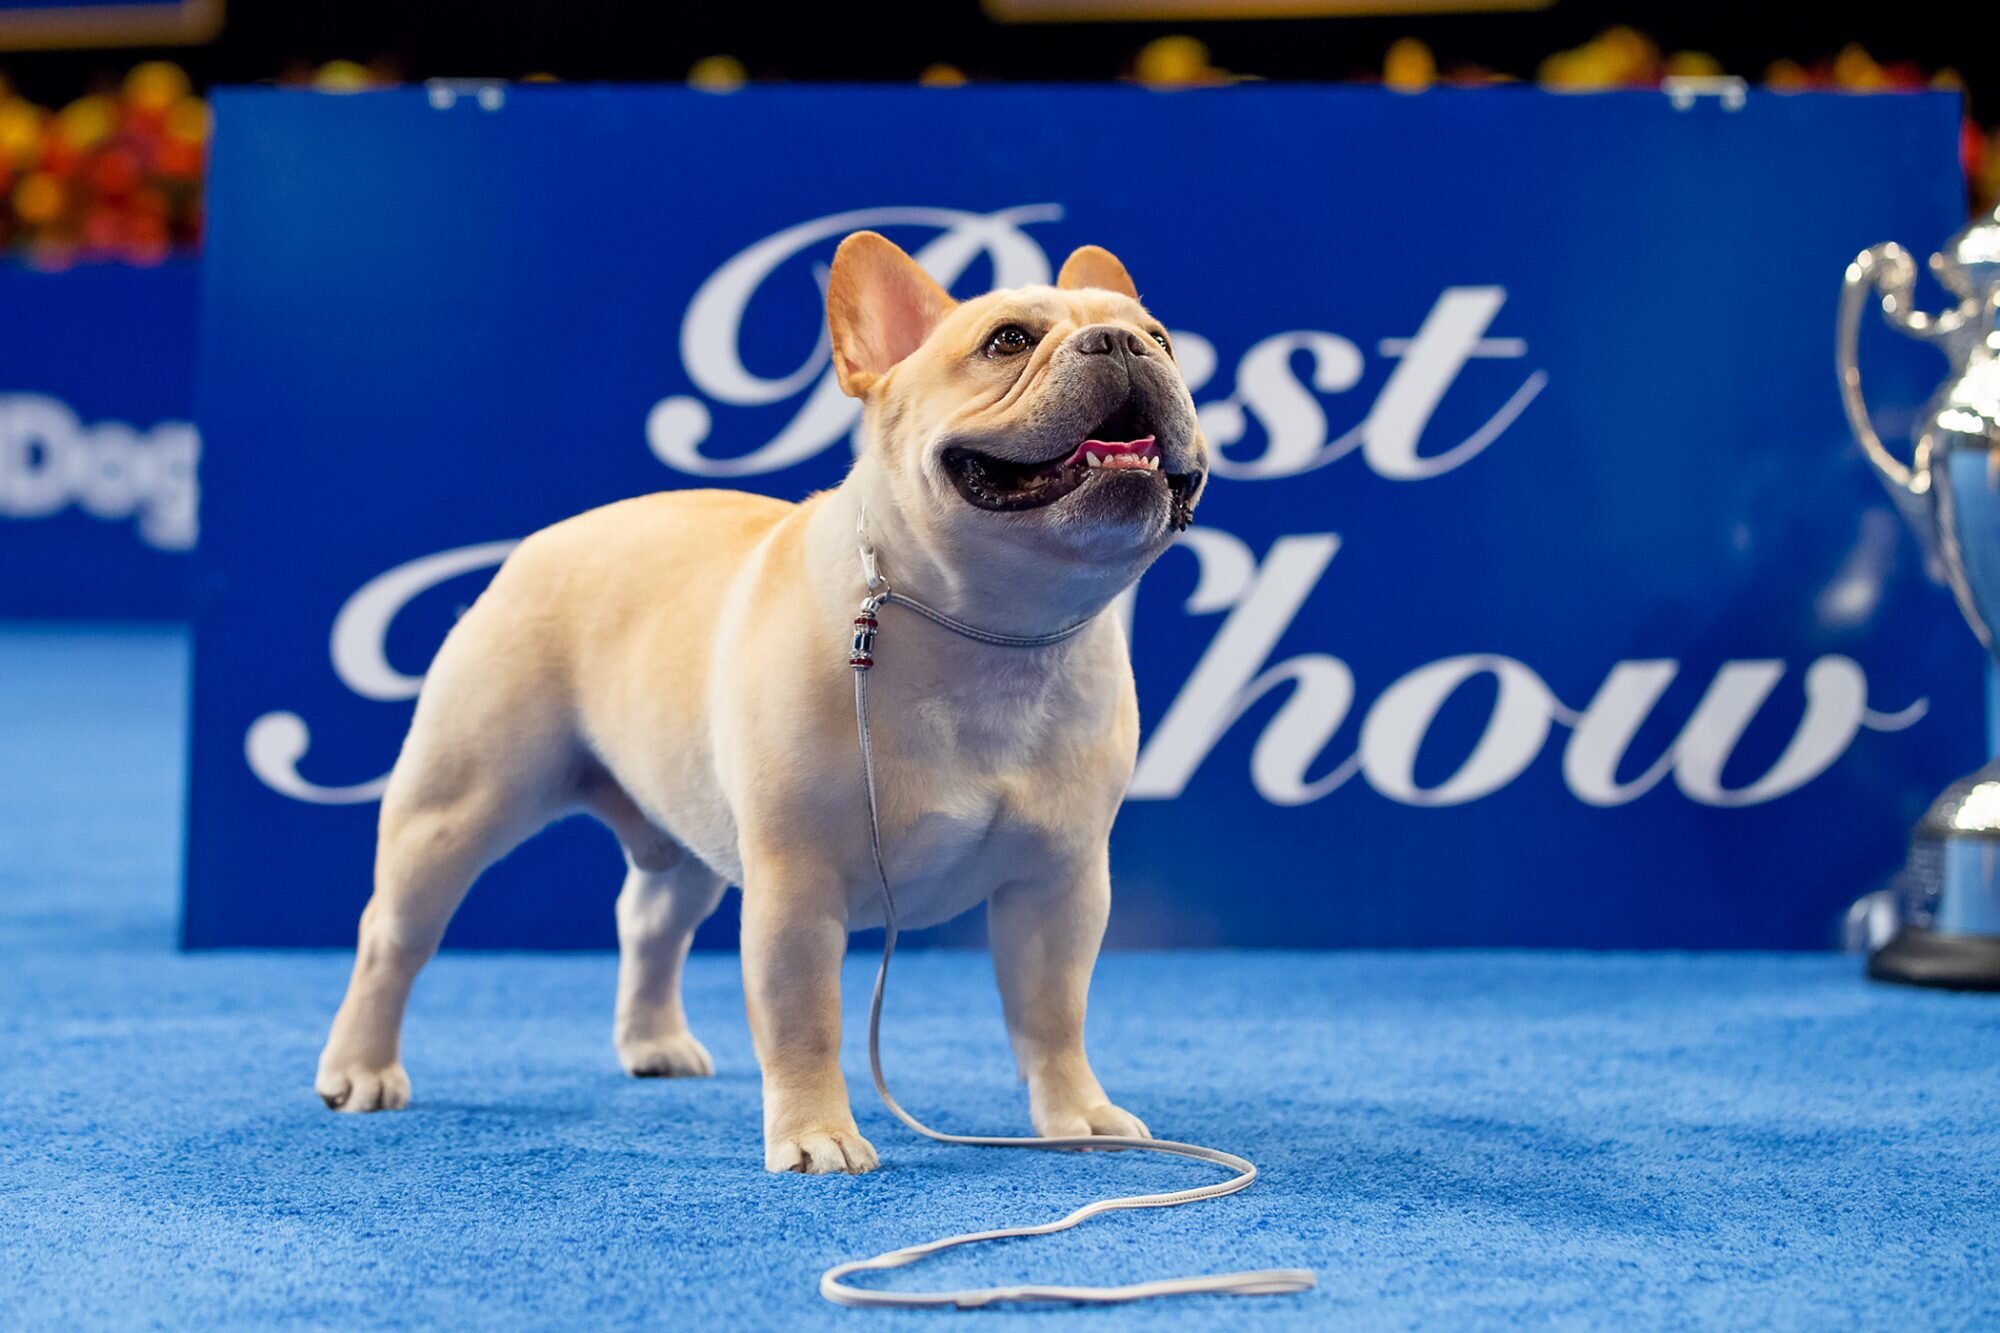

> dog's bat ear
[826,232,958,397]
[1056,245,1138,300]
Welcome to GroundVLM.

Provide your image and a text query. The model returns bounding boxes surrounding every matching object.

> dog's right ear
[827,232,958,397]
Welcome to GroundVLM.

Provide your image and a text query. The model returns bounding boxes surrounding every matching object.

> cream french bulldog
[315,232,1208,1174]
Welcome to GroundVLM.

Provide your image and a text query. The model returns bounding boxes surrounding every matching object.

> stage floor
[5,625,1997,1329]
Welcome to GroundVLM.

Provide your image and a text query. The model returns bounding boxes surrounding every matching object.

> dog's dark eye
[986,325,1033,357]
[1149,329,1172,354]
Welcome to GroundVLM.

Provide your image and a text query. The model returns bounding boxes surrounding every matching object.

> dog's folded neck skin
[812,451,1145,642]
[808,231,1209,642]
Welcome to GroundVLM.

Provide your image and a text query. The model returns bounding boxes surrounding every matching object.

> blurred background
[1,0,1997,269]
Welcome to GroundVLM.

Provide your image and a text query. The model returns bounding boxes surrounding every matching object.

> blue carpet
[4,625,1999,1330]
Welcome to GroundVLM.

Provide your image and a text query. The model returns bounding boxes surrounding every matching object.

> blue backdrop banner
[185,84,1980,950]
[0,261,198,620]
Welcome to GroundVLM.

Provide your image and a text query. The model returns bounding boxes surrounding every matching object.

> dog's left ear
[1056,245,1139,300]
[827,232,958,397]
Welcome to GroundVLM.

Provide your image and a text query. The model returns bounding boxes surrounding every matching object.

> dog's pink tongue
[1064,435,1157,467]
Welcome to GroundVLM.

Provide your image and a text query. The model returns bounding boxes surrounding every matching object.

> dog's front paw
[316,1059,411,1113]
[1035,1101,1150,1141]
[618,1031,714,1079]
[765,1127,879,1175]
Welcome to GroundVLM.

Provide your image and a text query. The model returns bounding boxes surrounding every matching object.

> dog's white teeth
[1144,457,1160,470]
[1085,453,1103,468]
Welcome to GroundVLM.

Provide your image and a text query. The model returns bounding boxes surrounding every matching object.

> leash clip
[855,507,888,669]
[851,590,886,671]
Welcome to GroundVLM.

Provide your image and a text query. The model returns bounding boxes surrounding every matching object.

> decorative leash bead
[850,595,883,670]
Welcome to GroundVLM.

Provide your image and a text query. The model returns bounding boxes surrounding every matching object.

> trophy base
[1868,926,2000,991]
[1866,760,2000,992]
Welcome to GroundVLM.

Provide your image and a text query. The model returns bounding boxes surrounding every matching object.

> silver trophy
[1839,202,2000,989]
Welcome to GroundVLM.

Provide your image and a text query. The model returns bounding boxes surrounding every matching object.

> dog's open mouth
[940,403,1200,525]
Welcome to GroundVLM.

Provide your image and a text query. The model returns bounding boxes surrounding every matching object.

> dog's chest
[829,629,1124,927]
[853,686,1086,928]
[857,782,1055,929]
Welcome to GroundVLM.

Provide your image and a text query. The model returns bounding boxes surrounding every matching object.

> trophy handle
[1838,243,1936,498]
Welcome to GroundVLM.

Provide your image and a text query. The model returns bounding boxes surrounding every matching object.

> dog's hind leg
[315,774,561,1111]
[587,776,728,1078]
[316,611,574,1112]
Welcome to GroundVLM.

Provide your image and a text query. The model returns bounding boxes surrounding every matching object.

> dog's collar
[851,507,1097,664]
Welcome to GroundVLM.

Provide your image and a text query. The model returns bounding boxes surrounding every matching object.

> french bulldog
[315,232,1208,1173]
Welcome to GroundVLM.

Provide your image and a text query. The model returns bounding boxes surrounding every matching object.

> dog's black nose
[1075,324,1150,357]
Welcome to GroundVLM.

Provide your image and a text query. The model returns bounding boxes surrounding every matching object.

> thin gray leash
[818,528,1317,1310]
